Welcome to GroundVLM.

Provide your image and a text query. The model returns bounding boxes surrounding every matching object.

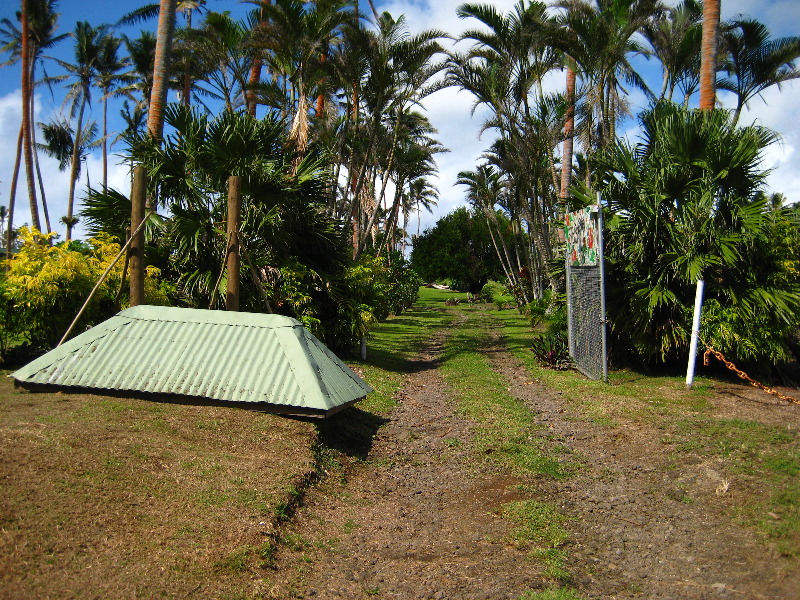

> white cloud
[0,90,132,242]
[738,80,800,202]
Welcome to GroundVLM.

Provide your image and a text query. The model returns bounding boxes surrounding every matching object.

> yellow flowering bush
[1,227,172,350]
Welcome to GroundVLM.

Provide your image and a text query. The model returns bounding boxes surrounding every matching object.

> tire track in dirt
[270,323,554,599]
[270,312,799,599]
[486,324,800,600]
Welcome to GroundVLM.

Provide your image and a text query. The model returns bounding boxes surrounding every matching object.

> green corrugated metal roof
[12,305,372,417]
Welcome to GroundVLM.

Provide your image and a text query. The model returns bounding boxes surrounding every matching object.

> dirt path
[270,317,800,599]
[488,334,800,599]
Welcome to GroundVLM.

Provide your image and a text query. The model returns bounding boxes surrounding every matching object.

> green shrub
[530,333,571,370]
[2,228,171,352]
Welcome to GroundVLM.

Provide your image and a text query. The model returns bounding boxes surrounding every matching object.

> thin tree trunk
[484,211,516,293]
[487,208,519,293]
[131,0,176,299]
[6,126,22,261]
[20,0,41,232]
[359,109,403,258]
[226,175,241,311]
[65,99,86,242]
[102,89,109,189]
[181,7,193,108]
[559,66,576,203]
[129,166,147,306]
[30,97,52,235]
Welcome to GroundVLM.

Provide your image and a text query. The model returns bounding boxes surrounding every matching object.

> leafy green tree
[593,101,800,367]
[411,207,506,293]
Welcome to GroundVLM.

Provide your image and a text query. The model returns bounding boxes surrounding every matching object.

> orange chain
[703,346,800,406]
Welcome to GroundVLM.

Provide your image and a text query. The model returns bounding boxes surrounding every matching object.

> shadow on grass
[315,406,389,461]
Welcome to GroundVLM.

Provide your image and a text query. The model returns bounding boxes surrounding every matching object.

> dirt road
[269,316,800,599]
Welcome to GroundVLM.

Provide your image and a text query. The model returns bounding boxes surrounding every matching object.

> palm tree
[719,18,800,126]
[353,12,447,258]
[453,2,573,297]
[95,32,132,189]
[555,0,661,152]
[117,0,206,109]
[252,0,355,160]
[122,31,157,110]
[37,117,101,231]
[189,11,252,113]
[377,111,446,255]
[409,176,438,239]
[642,0,702,102]
[57,21,106,241]
[1,0,67,240]
[457,164,522,297]
[594,101,795,363]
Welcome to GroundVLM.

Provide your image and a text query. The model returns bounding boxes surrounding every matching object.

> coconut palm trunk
[146,0,177,138]
[559,65,576,202]
[132,0,176,306]
[20,0,41,232]
[5,126,22,260]
[699,0,719,110]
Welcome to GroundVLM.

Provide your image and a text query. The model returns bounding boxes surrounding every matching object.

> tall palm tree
[409,176,438,239]
[189,11,252,112]
[1,0,67,240]
[642,0,702,102]
[122,31,157,109]
[37,117,100,204]
[555,0,661,151]
[20,0,40,233]
[719,18,800,126]
[147,0,177,139]
[57,21,106,241]
[457,164,522,296]
[353,12,447,258]
[453,2,570,296]
[117,0,206,110]
[253,0,355,160]
[95,32,132,189]
[377,111,446,255]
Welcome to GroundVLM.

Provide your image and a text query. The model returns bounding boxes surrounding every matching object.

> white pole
[596,195,608,382]
[685,279,705,389]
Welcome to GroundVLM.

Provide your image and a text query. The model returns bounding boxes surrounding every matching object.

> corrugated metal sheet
[12,306,372,417]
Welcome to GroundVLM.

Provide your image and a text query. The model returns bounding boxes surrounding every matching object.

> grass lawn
[1,286,797,599]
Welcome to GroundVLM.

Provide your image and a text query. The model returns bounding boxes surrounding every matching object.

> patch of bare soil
[270,320,799,599]
[490,345,800,599]
[270,328,548,599]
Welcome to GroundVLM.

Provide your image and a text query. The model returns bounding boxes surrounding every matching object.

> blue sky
[0,0,798,241]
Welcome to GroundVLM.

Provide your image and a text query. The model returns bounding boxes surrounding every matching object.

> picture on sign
[565,206,599,266]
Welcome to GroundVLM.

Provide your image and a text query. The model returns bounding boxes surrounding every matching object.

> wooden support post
[129,165,147,307]
[226,175,241,311]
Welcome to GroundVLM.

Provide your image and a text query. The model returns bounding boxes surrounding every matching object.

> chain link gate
[564,203,608,381]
